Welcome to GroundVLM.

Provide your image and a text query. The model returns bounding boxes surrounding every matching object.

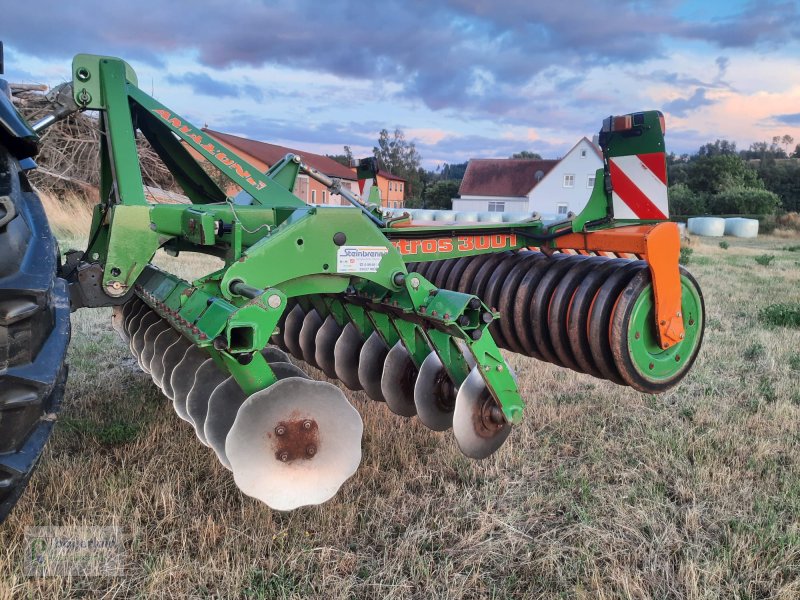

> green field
[2,234,799,599]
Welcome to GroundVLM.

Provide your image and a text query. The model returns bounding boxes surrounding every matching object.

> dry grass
[39,191,95,240]
[1,236,799,599]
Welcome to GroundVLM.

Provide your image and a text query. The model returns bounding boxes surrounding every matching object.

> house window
[322,191,327,203]
[587,175,596,188]
[399,183,403,192]
[580,149,587,158]
[311,190,317,204]
[563,174,575,188]
[488,201,505,212]
[557,203,568,215]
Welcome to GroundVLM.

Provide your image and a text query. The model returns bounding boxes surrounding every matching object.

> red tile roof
[377,168,405,182]
[459,159,558,197]
[203,128,357,181]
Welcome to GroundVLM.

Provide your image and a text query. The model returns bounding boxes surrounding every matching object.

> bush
[668,183,706,215]
[759,303,800,328]
[719,241,729,250]
[679,247,693,265]
[777,212,800,231]
[755,254,775,266]
[708,187,782,215]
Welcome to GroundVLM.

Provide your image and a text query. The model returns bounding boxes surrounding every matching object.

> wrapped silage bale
[724,217,759,238]
[478,212,504,223]
[455,211,479,223]
[687,217,725,237]
[412,210,435,221]
[502,212,532,222]
[432,210,457,223]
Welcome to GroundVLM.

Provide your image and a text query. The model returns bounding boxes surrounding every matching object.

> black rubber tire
[0,145,70,524]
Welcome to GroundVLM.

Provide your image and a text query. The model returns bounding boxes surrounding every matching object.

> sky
[3,0,800,169]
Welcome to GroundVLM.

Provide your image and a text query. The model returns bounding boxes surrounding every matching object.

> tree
[758,161,800,212]
[422,180,460,210]
[326,145,354,167]
[781,134,795,153]
[686,154,762,195]
[792,144,800,159]
[510,151,542,159]
[668,183,706,215]
[696,139,737,157]
[708,187,781,215]
[373,129,422,200]
[439,161,468,181]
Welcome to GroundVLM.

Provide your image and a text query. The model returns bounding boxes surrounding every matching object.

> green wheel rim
[626,273,704,383]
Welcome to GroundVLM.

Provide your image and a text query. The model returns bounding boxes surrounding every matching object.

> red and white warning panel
[608,152,669,220]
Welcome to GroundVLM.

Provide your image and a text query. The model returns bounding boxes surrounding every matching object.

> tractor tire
[0,144,70,524]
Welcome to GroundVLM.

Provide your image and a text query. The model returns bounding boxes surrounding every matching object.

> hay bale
[687,217,725,237]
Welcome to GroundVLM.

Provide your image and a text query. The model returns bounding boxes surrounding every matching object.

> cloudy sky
[4,0,800,168]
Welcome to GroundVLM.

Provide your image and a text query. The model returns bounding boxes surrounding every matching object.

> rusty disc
[206,363,310,470]
[566,259,629,378]
[357,332,389,402]
[186,358,229,445]
[334,322,365,390]
[298,309,323,368]
[123,299,146,336]
[381,341,419,417]
[226,377,363,511]
[529,255,590,367]
[112,305,129,343]
[169,344,208,423]
[314,316,342,379]
[587,261,647,385]
[270,299,295,352]
[452,367,511,459]
[282,304,306,361]
[547,256,609,372]
[160,337,192,400]
[414,352,457,431]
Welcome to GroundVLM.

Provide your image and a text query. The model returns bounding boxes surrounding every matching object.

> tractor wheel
[0,144,70,523]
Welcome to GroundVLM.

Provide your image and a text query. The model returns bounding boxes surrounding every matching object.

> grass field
[1,228,799,599]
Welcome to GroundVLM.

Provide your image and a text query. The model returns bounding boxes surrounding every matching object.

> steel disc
[226,377,364,511]
[444,257,473,291]
[130,311,160,363]
[432,258,459,288]
[334,322,365,390]
[111,305,128,343]
[206,363,309,470]
[160,337,192,400]
[381,341,419,417]
[282,304,306,360]
[314,316,342,379]
[170,345,209,423]
[186,358,229,445]
[298,309,323,368]
[357,332,389,402]
[452,367,511,459]
[457,254,494,294]
[414,352,457,431]
[149,328,181,388]
[261,345,290,364]
[139,320,171,374]
[124,301,147,336]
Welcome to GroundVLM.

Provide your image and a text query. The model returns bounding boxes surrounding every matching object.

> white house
[452,137,603,217]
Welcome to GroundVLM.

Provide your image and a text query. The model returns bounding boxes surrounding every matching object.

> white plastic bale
[413,210,435,221]
[455,211,479,223]
[478,212,504,223]
[724,217,759,238]
[502,212,532,223]
[687,217,725,237]
[432,210,457,223]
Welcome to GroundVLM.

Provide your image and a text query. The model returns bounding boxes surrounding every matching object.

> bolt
[420,306,426,314]
[443,313,450,320]
[484,365,491,372]
[275,425,286,436]
[302,420,313,430]
[429,289,436,296]
[675,354,681,362]
[680,332,685,339]
[458,315,470,326]
[660,320,666,326]
[306,445,317,457]
[267,294,281,309]
[689,319,695,326]
[471,329,482,340]
[469,298,481,310]
[392,273,406,286]
[481,312,493,324]
[635,331,640,340]
[279,451,289,462]
[431,310,438,317]
[677,311,682,317]
[410,277,420,289]
[496,365,504,372]
[649,362,655,370]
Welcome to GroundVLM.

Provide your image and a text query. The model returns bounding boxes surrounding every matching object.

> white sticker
[337,246,389,273]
